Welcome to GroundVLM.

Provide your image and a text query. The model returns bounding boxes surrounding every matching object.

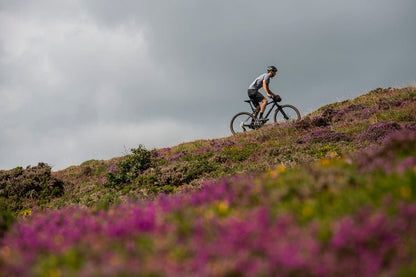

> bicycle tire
[230,112,255,135]
[274,104,301,123]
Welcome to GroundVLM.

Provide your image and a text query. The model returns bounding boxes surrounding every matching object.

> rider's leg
[253,105,260,118]
[254,92,265,118]
[259,98,267,118]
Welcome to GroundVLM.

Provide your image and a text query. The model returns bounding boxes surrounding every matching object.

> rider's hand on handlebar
[273,94,282,102]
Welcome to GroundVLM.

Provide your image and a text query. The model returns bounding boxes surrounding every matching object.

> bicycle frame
[231,98,300,134]
[246,99,290,120]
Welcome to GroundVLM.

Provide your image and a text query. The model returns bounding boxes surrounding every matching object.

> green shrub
[0,202,15,237]
[184,159,218,182]
[0,163,64,212]
[105,145,152,188]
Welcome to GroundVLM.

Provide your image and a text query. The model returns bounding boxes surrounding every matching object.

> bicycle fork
[278,106,290,120]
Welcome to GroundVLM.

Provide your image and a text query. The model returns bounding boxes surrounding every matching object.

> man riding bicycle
[248,66,281,122]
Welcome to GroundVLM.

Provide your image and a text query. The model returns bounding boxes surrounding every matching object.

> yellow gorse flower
[45,268,61,277]
[268,164,286,179]
[268,169,278,179]
[277,164,286,173]
[217,201,229,213]
[18,209,32,217]
[320,159,331,166]
[326,151,339,159]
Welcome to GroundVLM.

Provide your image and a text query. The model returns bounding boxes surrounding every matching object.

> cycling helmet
[267,65,278,72]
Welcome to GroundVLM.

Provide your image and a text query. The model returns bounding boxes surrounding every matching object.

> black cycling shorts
[248,89,265,107]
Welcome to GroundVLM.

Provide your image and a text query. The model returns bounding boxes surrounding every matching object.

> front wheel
[274,105,301,123]
[230,112,255,135]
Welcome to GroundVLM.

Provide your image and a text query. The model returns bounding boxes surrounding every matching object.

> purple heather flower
[109,164,117,173]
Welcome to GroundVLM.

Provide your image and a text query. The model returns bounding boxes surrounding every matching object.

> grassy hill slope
[1,87,416,276]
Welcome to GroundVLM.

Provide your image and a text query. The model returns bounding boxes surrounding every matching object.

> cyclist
[248,66,280,122]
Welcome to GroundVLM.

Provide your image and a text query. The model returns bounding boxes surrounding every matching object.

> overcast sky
[1,0,415,170]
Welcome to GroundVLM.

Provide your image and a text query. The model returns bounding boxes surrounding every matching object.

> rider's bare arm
[263,80,275,98]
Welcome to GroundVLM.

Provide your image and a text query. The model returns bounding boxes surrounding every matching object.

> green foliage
[0,163,64,212]
[374,107,416,123]
[262,161,416,225]
[3,87,415,213]
[135,173,158,186]
[34,249,84,276]
[97,194,120,210]
[222,144,259,162]
[79,160,107,177]
[185,159,218,181]
[3,87,416,275]
[399,262,416,277]
[105,145,152,188]
[0,201,15,237]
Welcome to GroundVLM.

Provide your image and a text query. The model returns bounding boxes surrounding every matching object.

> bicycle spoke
[230,112,255,135]
[274,105,301,123]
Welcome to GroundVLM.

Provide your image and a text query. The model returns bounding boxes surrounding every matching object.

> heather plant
[378,99,403,110]
[294,116,312,129]
[0,163,64,212]
[222,143,259,162]
[2,165,416,276]
[357,121,402,143]
[296,127,351,144]
[369,87,393,95]
[354,129,416,173]
[26,88,416,209]
[152,159,219,191]
[2,86,416,276]
[311,115,331,127]
[374,106,416,123]
[332,104,375,122]
[405,121,416,131]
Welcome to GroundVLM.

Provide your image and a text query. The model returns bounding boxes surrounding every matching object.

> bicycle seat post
[244,100,255,113]
[249,101,255,113]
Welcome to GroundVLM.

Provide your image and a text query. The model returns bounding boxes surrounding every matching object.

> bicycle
[230,96,301,135]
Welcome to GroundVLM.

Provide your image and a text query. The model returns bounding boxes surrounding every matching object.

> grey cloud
[85,0,416,107]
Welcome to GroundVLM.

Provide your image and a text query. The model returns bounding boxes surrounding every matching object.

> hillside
[1,87,416,276]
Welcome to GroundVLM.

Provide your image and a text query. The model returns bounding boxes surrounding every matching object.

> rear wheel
[274,105,301,123]
[230,112,255,135]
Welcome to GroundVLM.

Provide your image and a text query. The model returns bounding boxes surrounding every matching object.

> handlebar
[273,95,282,102]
